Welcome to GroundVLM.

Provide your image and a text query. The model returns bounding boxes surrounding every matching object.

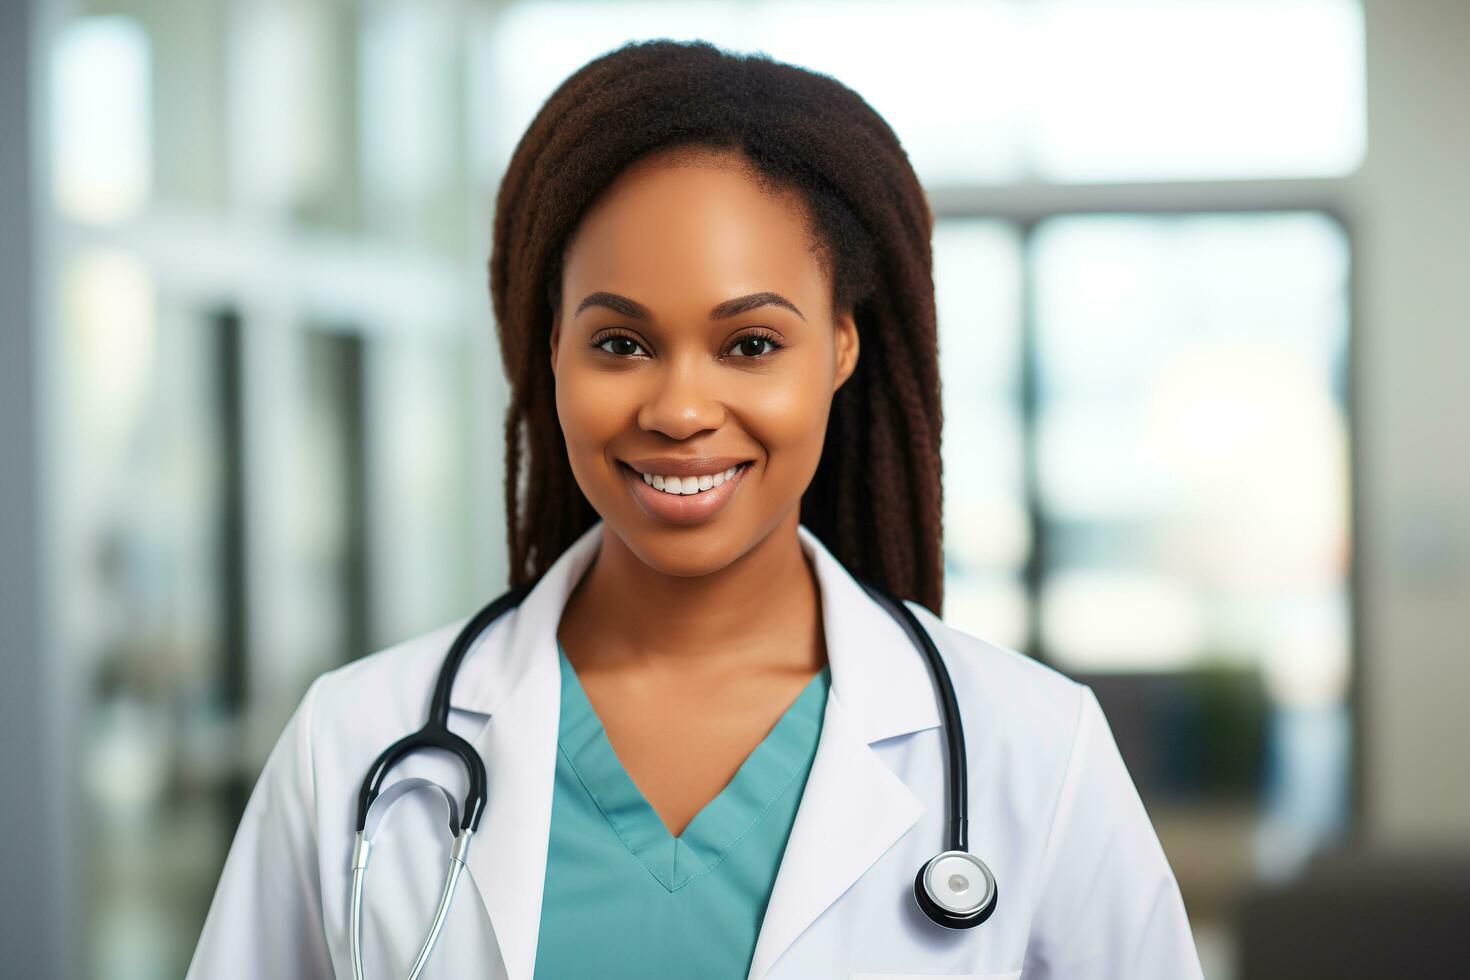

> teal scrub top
[533,643,831,979]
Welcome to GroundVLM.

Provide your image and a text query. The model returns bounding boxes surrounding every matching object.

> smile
[620,461,752,525]
[634,464,743,495]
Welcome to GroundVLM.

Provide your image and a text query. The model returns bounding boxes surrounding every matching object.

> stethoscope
[350,575,998,980]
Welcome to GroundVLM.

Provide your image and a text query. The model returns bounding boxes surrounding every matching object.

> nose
[636,354,726,440]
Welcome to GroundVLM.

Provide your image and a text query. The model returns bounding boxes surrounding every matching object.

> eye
[592,331,648,358]
[726,330,786,359]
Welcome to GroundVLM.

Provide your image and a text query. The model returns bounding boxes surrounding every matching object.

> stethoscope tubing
[856,580,970,854]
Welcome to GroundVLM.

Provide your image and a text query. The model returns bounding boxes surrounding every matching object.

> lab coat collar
[456,519,942,980]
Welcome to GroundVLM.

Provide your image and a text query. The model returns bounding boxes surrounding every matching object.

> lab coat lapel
[455,521,607,980]
[745,525,943,980]
[744,693,925,980]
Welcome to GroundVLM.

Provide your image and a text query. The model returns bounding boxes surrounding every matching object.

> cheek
[556,369,632,454]
[739,371,835,477]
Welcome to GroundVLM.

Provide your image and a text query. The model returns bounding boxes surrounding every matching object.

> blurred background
[1,0,1467,977]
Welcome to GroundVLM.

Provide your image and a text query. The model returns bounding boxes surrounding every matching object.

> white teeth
[639,464,742,495]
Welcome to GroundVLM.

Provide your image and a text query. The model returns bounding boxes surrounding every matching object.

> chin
[597,510,761,576]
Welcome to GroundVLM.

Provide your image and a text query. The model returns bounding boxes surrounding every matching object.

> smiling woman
[489,41,935,608]
[187,37,1202,980]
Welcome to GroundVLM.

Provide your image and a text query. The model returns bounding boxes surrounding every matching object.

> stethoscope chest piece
[914,850,998,929]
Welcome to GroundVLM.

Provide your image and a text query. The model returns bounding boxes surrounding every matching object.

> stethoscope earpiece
[913,850,999,929]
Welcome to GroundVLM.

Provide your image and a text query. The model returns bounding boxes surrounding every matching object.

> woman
[188,39,1202,979]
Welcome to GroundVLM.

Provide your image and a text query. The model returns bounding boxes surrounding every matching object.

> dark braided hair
[488,38,945,615]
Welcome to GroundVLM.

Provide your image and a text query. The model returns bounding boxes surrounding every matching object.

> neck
[558,511,826,676]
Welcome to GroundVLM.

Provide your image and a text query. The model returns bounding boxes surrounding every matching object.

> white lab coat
[186,520,1204,979]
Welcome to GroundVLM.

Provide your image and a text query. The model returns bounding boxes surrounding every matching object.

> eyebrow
[574,290,806,322]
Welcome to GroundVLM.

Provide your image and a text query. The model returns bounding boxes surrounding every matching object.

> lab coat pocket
[357,778,506,979]
[849,973,1022,980]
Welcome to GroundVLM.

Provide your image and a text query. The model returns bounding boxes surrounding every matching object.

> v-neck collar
[554,642,830,892]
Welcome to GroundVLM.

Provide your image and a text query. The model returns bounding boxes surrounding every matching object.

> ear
[833,309,860,392]
[549,313,561,376]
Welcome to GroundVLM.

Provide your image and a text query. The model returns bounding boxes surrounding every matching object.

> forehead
[561,151,826,311]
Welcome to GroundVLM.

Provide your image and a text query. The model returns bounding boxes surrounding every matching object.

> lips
[621,460,751,526]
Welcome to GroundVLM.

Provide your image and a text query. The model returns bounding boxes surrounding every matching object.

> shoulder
[901,598,1090,761]
[297,615,478,754]
[893,599,1093,805]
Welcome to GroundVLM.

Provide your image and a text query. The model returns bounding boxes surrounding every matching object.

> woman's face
[549,147,859,577]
